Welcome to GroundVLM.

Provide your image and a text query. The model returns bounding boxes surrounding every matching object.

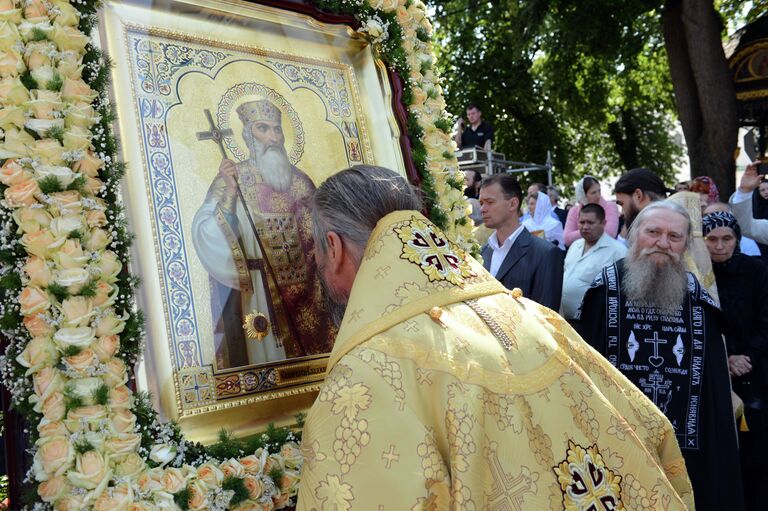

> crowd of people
[294,105,768,510]
[462,162,768,510]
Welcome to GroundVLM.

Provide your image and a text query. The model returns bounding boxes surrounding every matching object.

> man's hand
[739,162,762,193]
[454,117,464,130]
[218,159,239,192]
[728,354,752,377]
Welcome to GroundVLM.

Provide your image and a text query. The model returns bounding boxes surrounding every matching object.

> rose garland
[0,0,467,509]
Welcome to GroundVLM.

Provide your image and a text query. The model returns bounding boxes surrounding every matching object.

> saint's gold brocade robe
[297,211,694,510]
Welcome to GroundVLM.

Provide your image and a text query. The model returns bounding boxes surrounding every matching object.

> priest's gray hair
[627,200,693,249]
[312,165,422,260]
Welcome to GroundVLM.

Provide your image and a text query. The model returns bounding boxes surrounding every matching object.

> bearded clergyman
[296,166,695,509]
[192,99,332,368]
[575,201,743,511]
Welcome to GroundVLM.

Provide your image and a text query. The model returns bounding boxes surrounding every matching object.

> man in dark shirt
[454,103,494,150]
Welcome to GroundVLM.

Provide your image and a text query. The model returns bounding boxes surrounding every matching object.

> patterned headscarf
[702,211,741,259]
[690,176,720,204]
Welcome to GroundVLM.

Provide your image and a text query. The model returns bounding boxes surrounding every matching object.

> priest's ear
[321,231,345,274]
[319,231,360,297]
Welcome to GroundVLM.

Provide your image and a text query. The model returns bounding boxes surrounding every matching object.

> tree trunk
[662,0,738,196]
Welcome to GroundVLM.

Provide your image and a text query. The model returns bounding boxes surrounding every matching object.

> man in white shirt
[479,175,564,309]
[729,163,768,244]
[561,203,627,319]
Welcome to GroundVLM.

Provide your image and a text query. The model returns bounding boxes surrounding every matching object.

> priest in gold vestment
[297,166,694,510]
[192,100,332,368]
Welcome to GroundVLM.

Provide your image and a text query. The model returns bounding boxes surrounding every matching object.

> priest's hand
[728,354,752,377]
[739,163,762,193]
[218,159,239,193]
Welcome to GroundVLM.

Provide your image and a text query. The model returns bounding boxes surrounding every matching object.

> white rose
[54,267,90,292]
[149,444,177,466]
[24,118,64,137]
[364,19,384,38]
[34,164,76,187]
[30,64,55,87]
[53,326,94,349]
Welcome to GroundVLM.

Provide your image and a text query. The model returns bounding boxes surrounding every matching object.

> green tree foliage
[429,0,684,190]
[429,0,753,192]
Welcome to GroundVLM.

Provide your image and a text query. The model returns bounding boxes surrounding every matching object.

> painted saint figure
[192,99,333,368]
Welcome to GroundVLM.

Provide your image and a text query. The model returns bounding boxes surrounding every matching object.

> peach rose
[84,228,111,251]
[239,454,262,474]
[262,454,284,475]
[57,238,88,269]
[41,392,67,421]
[31,139,65,165]
[5,177,40,206]
[243,474,263,500]
[16,336,57,372]
[33,435,73,478]
[74,150,103,177]
[232,502,262,511]
[0,76,28,105]
[24,256,52,287]
[24,314,54,337]
[67,449,108,489]
[48,190,83,213]
[105,433,141,456]
[0,104,25,128]
[92,334,119,362]
[0,159,27,186]
[395,5,411,25]
[220,458,245,478]
[280,441,303,470]
[92,281,116,308]
[114,452,145,478]
[63,347,96,373]
[85,208,107,228]
[21,229,59,258]
[61,296,94,327]
[64,404,106,431]
[280,469,301,495]
[110,409,136,434]
[55,495,89,511]
[187,480,209,511]
[60,77,94,100]
[25,42,53,71]
[369,0,398,11]
[136,467,164,493]
[19,286,50,315]
[84,175,104,195]
[37,474,68,502]
[15,207,53,234]
[37,419,68,439]
[109,385,133,410]
[95,312,125,337]
[50,24,89,53]
[0,48,23,76]
[0,21,21,52]
[161,467,186,493]
[62,125,92,151]
[93,482,132,511]
[23,0,48,19]
[33,365,64,400]
[65,102,99,129]
[50,0,79,27]
[196,462,223,489]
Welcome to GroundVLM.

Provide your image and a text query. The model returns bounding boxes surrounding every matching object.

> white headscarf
[574,175,598,206]
[523,191,565,249]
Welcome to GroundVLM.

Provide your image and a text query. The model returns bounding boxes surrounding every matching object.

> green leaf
[38,175,64,194]
[222,476,249,507]
[46,282,69,302]
[92,383,109,405]
[61,345,82,358]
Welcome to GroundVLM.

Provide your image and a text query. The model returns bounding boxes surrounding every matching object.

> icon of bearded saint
[192,99,334,368]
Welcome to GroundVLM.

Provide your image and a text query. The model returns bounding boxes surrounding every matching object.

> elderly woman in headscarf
[523,191,565,249]
[563,176,619,246]
[703,210,768,510]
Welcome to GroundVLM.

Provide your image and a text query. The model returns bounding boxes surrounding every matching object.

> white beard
[623,246,688,314]
[244,131,293,193]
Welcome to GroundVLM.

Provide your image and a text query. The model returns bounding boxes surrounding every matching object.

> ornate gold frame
[97,0,406,443]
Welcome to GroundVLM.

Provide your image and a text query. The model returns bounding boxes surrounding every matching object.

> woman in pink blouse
[563,176,619,246]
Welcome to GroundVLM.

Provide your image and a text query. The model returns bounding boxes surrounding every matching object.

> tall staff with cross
[196,108,307,356]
